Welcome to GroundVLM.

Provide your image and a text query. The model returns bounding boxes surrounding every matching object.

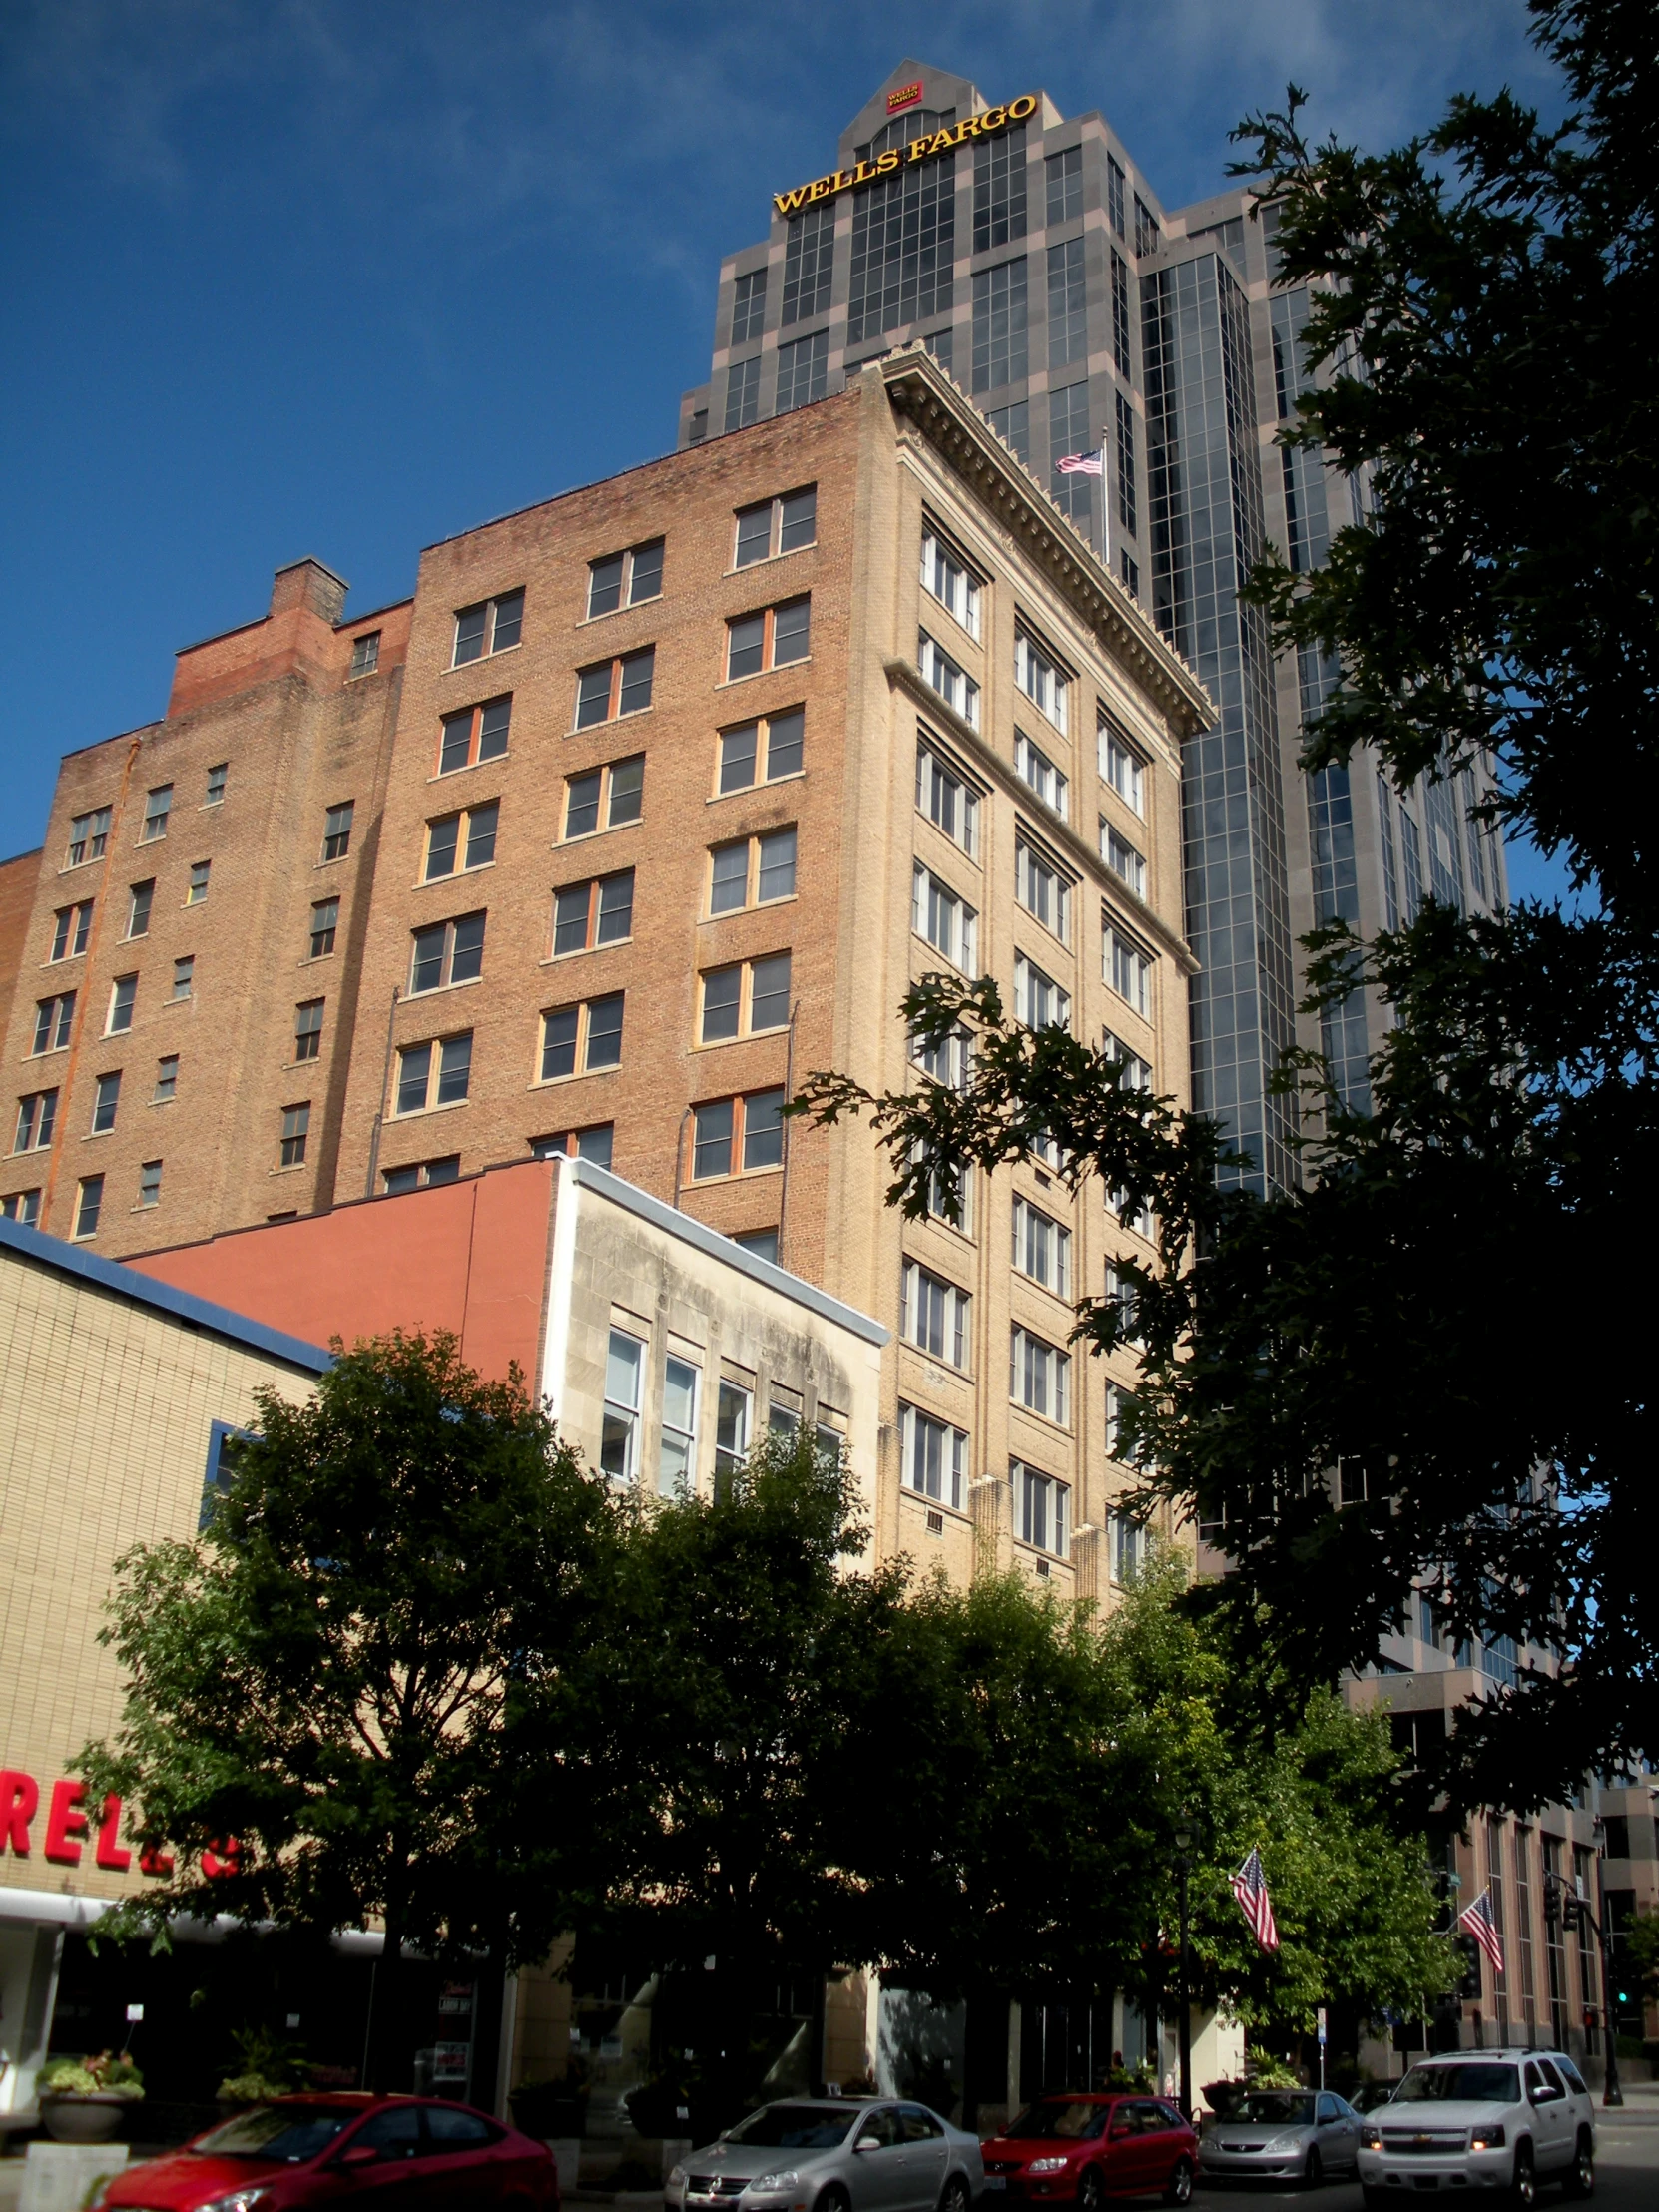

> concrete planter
[38,2092,134,2144]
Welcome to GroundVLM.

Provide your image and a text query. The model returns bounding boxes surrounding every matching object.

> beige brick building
[2,352,1210,1598]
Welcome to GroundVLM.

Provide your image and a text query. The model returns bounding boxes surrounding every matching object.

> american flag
[1055,450,1104,476]
[1232,1848,1281,1951]
[1458,1888,1506,1977]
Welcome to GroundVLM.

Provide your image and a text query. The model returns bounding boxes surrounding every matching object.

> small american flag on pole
[1055,451,1104,475]
[1457,1887,1506,1977]
[1232,1848,1281,1950]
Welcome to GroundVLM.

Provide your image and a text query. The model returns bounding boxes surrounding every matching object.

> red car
[92,2092,558,2210]
[980,2094,1197,2208]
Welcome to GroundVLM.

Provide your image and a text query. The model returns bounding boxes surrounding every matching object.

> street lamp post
[1175,1827,1194,2121]
[1592,1817,1624,2109]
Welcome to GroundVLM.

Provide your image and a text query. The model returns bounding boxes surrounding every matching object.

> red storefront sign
[1,1768,186,1878]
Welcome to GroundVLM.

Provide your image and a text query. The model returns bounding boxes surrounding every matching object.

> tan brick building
[2,352,1209,1596]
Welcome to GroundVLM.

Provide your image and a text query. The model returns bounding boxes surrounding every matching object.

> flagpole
[1099,433,1111,573]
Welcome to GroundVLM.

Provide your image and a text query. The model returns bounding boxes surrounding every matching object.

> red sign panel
[887,82,923,115]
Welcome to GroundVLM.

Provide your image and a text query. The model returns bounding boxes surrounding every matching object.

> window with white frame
[1011,1325,1070,1425]
[1015,626,1069,733]
[600,1329,644,1481]
[918,630,980,728]
[1104,1029,1154,1092]
[900,1402,967,1511]
[916,738,978,857]
[715,1378,752,1481]
[913,864,978,970]
[1014,951,1070,1031]
[1105,1379,1135,1461]
[919,526,982,639]
[1014,731,1069,820]
[900,1258,971,1369]
[1016,834,1070,941]
[1012,1194,1070,1297]
[1013,1459,1070,1558]
[659,1356,699,1496]
[1110,1184,1156,1240]
[1105,1260,1143,1347]
[1100,719,1145,814]
[1102,822,1146,897]
[1110,1507,1145,1583]
[1105,921,1153,1017]
[910,1022,972,1090]
[912,1138,971,1232]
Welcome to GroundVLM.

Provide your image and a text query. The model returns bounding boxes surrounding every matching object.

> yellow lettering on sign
[808,176,832,202]
[979,106,1006,132]
[875,149,900,175]
[1008,94,1039,121]
[906,134,931,163]
[771,96,1039,219]
[774,186,811,217]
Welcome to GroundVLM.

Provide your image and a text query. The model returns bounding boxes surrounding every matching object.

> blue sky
[0,0,1566,897]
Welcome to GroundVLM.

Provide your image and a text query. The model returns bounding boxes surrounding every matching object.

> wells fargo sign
[773,95,1039,221]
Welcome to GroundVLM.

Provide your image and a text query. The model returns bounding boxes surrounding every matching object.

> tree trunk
[362,1920,409,2093]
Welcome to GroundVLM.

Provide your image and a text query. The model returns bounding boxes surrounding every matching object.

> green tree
[80,1331,618,2088]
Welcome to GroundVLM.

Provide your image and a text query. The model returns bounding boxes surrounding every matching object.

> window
[691,1088,786,1178]
[186,859,211,905]
[986,398,1031,465]
[700,952,792,1042]
[587,539,665,618]
[1121,548,1140,597]
[783,203,834,325]
[1110,1180,1156,1240]
[1046,145,1083,227]
[1134,193,1159,258]
[917,630,979,728]
[1106,922,1153,1018]
[564,754,644,837]
[309,898,339,958]
[1107,153,1126,237]
[913,864,977,971]
[1105,1030,1154,1093]
[91,1070,121,1134]
[660,1356,700,1495]
[709,829,797,914]
[718,709,804,793]
[847,144,955,344]
[972,257,1029,393]
[1115,389,1138,538]
[1048,237,1087,369]
[1014,732,1069,820]
[439,695,513,772]
[410,912,485,994]
[154,1055,179,1103]
[127,880,154,938]
[776,329,830,412]
[1013,1195,1071,1298]
[901,1258,971,1369]
[919,527,981,639]
[725,354,762,432]
[1111,1509,1145,1584]
[0,1189,40,1226]
[74,1174,103,1238]
[1015,627,1069,731]
[1014,1460,1070,1558]
[14,1090,57,1152]
[552,869,634,955]
[539,993,625,1079]
[576,648,655,728]
[1015,952,1070,1031]
[733,491,815,580]
[715,1379,752,1482]
[900,1403,967,1511]
[138,1159,162,1208]
[530,1124,614,1168]
[1105,1261,1143,1347]
[1111,250,1132,373]
[1012,1326,1071,1426]
[49,902,94,961]
[171,955,195,1001]
[67,808,111,866]
[106,976,136,1034]
[1102,824,1146,898]
[973,118,1027,253]
[381,1155,461,1194]
[33,993,76,1053]
[1017,836,1070,941]
[1100,721,1145,814]
[141,786,172,841]
[731,266,768,343]
[601,1329,644,1481]
[424,801,498,880]
[916,740,978,856]
[322,802,354,861]
[396,1032,473,1113]
[727,597,810,680]
[278,1103,309,1168]
[347,632,380,679]
[452,589,524,666]
[733,1227,780,1263]
[911,1023,972,1091]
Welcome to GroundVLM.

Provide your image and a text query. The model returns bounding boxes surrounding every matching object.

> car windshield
[1007,2102,1110,2140]
[1395,2066,1520,2106]
[193,2105,354,2161]
[728,2106,859,2149]
[1232,2094,1316,2127]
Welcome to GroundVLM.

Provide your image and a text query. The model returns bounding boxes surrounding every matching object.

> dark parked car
[92,2093,558,2209]
[980,2094,1198,2206]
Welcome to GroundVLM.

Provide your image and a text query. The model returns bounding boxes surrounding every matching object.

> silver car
[1198,2088,1363,2184]
[1356,2050,1595,2207]
[667,2097,984,2212]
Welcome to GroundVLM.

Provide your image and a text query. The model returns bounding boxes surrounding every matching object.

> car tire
[940,2176,972,2212]
[1303,2146,1322,2189]
[1510,2142,1536,2209]
[1078,2168,1104,2212]
[1563,2130,1594,2199]
[1163,2156,1194,2206]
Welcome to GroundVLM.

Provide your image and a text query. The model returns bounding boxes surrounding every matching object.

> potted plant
[38,2052,145,2143]
[217,2024,311,2110]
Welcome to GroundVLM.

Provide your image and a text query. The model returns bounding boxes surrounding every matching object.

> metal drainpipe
[363,985,400,1197]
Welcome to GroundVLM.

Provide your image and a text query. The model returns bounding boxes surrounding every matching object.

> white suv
[1357,2050,1595,2208]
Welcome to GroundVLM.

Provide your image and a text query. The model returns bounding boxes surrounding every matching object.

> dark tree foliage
[794,6,1659,1814]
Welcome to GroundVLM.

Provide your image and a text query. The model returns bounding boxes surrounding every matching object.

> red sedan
[92,2092,558,2210]
[980,2094,1197,2208]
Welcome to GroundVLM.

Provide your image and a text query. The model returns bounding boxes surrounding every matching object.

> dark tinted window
[1008,2101,1110,2140]
[352,2105,426,2160]
[1233,2094,1315,2126]
[426,2106,497,2147]
[1395,2065,1518,2105]
[855,2108,903,2149]
[899,2106,944,2141]
[729,2104,858,2149]
[193,2104,354,2162]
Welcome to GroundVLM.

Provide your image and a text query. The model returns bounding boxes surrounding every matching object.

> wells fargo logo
[887,81,923,115]
[773,95,1039,221]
